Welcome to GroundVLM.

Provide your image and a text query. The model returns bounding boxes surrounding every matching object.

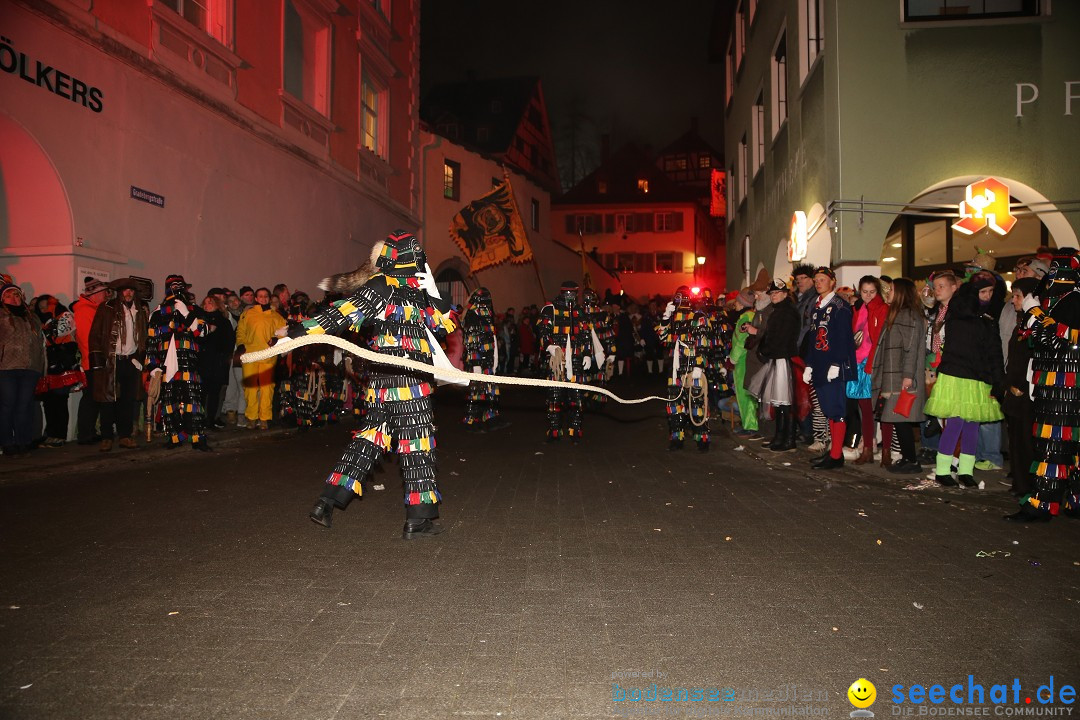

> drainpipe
[419,133,443,249]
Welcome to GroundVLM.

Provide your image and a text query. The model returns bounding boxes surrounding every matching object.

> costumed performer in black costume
[147,274,210,451]
[581,287,616,409]
[658,285,712,452]
[536,281,591,443]
[285,230,457,539]
[1007,247,1080,522]
[461,287,509,432]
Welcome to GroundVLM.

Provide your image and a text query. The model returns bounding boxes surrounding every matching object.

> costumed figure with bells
[657,285,712,452]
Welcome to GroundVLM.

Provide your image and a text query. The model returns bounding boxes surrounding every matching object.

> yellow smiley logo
[848,679,876,709]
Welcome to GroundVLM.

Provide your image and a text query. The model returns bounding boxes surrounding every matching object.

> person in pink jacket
[847,276,888,464]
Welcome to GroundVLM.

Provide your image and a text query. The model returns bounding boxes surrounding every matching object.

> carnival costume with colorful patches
[146,275,209,448]
[657,286,712,451]
[291,231,457,535]
[804,268,856,465]
[280,293,345,428]
[461,287,503,429]
[536,281,591,442]
[581,288,616,409]
[697,288,733,403]
[1008,248,1080,521]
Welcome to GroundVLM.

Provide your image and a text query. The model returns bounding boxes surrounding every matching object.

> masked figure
[536,281,591,443]
[1007,248,1080,522]
[657,286,712,451]
[289,230,456,539]
[461,287,508,432]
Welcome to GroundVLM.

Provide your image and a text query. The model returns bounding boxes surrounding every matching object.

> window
[160,0,231,45]
[655,212,682,232]
[752,91,765,176]
[531,199,540,231]
[737,134,748,205]
[904,0,1040,20]
[770,29,788,138]
[566,214,604,234]
[443,160,460,201]
[598,180,608,194]
[617,253,636,272]
[698,155,712,169]
[637,178,650,194]
[735,1,746,71]
[437,123,459,141]
[799,0,824,81]
[726,166,735,221]
[283,0,331,115]
[656,252,684,273]
[360,73,385,157]
[616,213,635,233]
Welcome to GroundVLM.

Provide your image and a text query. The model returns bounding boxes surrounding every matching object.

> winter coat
[935,284,1005,391]
[236,305,287,353]
[71,294,101,370]
[756,298,799,361]
[871,307,927,423]
[0,304,45,373]
[34,297,79,380]
[862,294,888,372]
[197,309,235,387]
[803,294,857,382]
[89,299,149,403]
[1001,312,1033,418]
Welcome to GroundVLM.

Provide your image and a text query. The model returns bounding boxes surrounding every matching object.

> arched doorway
[433,257,471,309]
[878,177,1075,283]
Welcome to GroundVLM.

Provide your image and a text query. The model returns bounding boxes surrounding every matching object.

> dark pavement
[2,378,1079,720]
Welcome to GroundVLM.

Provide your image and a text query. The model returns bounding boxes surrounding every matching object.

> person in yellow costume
[235,287,286,429]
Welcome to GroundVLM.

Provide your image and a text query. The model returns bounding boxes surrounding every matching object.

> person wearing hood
[33,294,81,447]
[146,275,210,450]
[0,282,45,457]
[71,276,109,444]
[922,276,1005,488]
[236,287,286,430]
[89,277,149,451]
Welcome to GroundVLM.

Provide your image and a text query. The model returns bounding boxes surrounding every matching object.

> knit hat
[736,288,755,308]
[82,276,109,295]
[1,281,21,301]
[814,266,836,281]
[238,286,254,296]
[1012,277,1039,297]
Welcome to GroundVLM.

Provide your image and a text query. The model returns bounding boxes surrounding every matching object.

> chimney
[601,134,610,161]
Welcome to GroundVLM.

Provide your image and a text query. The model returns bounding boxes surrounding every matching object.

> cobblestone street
[2,385,1079,719]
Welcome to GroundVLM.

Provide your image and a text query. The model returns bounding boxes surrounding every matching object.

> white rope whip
[243,335,674,405]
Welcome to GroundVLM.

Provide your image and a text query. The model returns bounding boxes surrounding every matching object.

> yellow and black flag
[449,180,533,273]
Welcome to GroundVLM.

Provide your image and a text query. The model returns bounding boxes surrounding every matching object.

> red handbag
[894,387,917,418]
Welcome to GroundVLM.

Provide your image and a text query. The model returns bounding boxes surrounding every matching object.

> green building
[720,0,1080,290]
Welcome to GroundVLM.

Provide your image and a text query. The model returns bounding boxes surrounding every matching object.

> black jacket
[936,283,1004,391]
[757,298,799,360]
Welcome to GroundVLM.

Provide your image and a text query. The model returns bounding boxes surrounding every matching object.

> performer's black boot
[402,518,445,539]
[310,485,355,528]
[1003,504,1051,523]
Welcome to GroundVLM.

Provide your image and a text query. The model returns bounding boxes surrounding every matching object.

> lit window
[360,73,386,157]
[160,0,231,46]
[443,160,460,201]
[799,0,825,81]
[598,180,608,194]
[699,156,712,169]
[674,156,688,171]
[752,91,765,175]
[656,252,683,273]
[637,179,650,194]
[771,29,788,138]
[284,0,331,115]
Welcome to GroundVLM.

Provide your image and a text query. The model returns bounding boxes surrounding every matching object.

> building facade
[552,143,726,301]
[0,0,420,304]
[720,0,1080,290]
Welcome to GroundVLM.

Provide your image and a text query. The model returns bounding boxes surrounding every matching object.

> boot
[402,518,444,540]
[99,438,113,452]
[769,408,796,452]
[764,411,783,449]
[854,444,874,465]
[309,498,334,528]
[880,448,893,469]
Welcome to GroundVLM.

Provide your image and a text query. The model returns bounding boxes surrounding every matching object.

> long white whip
[242,335,673,405]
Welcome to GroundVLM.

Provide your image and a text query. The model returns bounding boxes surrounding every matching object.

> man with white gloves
[803,267,856,469]
[656,286,713,452]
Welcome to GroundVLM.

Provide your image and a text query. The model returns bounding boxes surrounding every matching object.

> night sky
[420,0,729,189]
